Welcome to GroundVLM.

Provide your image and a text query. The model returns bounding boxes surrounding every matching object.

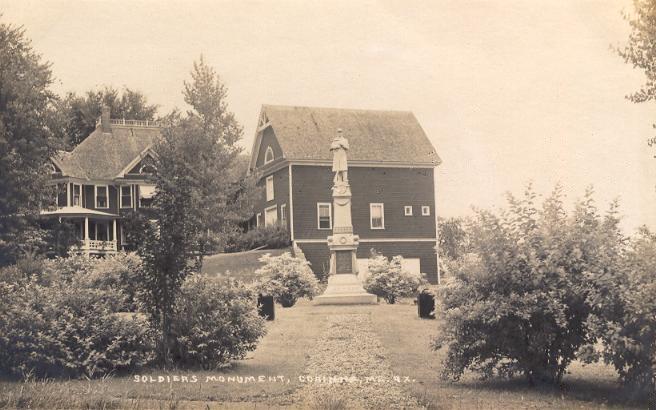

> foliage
[83,252,143,312]
[51,86,158,147]
[438,217,470,261]
[585,227,656,391]
[136,57,253,365]
[255,252,319,307]
[223,224,291,253]
[433,185,624,386]
[363,250,426,304]
[171,275,266,368]
[0,274,155,379]
[0,21,61,266]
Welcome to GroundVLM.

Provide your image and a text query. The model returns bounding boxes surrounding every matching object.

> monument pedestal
[314,273,377,305]
[314,179,377,305]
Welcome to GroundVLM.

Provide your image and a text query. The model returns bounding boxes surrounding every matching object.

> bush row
[223,225,291,253]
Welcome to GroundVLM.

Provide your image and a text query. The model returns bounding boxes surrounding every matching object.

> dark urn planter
[257,294,275,320]
[417,291,436,319]
[278,296,297,308]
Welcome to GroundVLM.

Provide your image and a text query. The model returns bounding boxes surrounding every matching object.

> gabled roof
[251,105,441,169]
[54,124,160,180]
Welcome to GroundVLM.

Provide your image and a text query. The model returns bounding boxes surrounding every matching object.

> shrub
[171,275,266,368]
[255,252,319,307]
[83,252,143,312]
[363,250,426,304]
[433,186,623,385]
[224,225,291,253]
[585,227,656,391]
[0,276,155,379]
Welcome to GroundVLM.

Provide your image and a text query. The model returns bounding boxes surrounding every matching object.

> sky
[1,0,654,232]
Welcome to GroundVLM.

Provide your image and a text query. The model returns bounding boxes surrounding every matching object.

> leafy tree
[434,185,624,386]
[53,87,158,147]
[0,22,60,266]
[585,226,656,393]
[438,217,470,261]
[136,57,254,365]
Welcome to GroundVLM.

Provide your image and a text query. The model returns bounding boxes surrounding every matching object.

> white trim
[264,146,274,164]
[265,175,274,201]
[257,121,271,133]
[288,164,294,240]
[289,159,438,168]
[95,185,109,209]
[317,202,332,230]
[264,204,278,226]
[404,205,413,216]
[114,147,158,178]
[119,185,133,208]
[280,203,287,226]
[256,212,263,227]
[422,205,431,216]
[370,203,385,229]
[294,238,438,244]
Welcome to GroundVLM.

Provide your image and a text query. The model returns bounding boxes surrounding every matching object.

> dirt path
[291,313,425,409]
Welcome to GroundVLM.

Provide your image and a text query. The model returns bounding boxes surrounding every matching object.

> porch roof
[40,206,120,219]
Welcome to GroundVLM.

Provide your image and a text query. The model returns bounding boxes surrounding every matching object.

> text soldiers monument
[314,129,377,305]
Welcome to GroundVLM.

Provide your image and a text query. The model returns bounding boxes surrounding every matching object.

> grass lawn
[201,248,290,282]
[0,299,648,409]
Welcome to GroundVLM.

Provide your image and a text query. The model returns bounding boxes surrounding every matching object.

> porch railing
[83,239,117,252]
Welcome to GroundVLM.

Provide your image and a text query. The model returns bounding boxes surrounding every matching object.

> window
[265,175,274,201]
[265,205,278,226]
[264,146,274,164]
[95,185,108,208]
[370,203,385,229]
[139,184,156,207]
[72,184,81,206]
[120,185,132,208]
[404,205,413,216]
[280,203,287,225]
[56,183,67,207]
[256,213,263,227]
[317,203,332,230]
[422,205,430,216]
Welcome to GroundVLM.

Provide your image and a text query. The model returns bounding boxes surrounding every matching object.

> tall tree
[617,0,656,149]
[53,87,158,147]
[136,57,255,365]
[0,22,60,266]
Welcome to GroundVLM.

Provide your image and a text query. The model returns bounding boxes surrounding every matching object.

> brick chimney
[101,105,111,133]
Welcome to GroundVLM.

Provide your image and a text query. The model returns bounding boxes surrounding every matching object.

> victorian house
[248,105,442,283]
[42,107,159,254]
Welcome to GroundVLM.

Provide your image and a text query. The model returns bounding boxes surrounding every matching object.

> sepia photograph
[0,1,654,409]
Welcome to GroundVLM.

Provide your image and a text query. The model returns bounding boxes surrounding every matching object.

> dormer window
[139,163,157,175]
[264,146,274,164]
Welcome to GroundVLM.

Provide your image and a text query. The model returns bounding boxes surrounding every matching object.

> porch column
[84,217,89,256]
[112,219,117,250]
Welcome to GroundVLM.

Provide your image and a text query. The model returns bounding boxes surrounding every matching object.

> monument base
[314,273,377,305]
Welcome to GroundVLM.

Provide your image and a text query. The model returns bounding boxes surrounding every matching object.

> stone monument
[314,129,377,305]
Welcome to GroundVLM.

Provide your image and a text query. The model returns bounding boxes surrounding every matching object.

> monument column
[315,129,377,305]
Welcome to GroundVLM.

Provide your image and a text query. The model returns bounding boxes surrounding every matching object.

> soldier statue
[330,128,349,184]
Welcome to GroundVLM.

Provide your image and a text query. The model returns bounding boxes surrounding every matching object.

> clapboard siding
[291,165,436,240]
[252,165,290,231]
[297,241,438,283]
[255,127,284,168]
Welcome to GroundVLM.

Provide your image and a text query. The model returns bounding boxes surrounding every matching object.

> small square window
[422,206,430,216]
[266,175,274,201]
[404,206,413,216]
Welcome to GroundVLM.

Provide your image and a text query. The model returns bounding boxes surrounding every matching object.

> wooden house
[42,106,159,254]
[248,105,442,282]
